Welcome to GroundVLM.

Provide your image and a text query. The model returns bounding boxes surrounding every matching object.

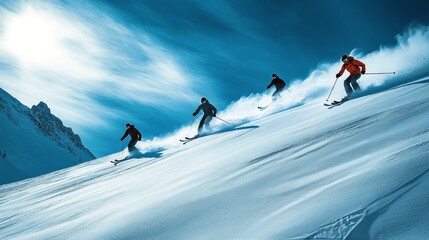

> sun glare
[2,7,66,66]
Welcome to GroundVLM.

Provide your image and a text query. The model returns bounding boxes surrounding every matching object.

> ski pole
[326,78,339,102]
[364,72,396,75]
[215,116,235,127]
[189,116,195,132]
[190,116,195,127]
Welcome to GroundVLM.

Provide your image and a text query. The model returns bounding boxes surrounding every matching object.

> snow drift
[141,25,429,148]
[0,76,428,239]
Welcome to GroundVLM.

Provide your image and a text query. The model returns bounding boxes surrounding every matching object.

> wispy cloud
[0,1,200,129]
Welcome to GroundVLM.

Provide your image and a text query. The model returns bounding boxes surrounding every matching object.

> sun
[2,7,66,67]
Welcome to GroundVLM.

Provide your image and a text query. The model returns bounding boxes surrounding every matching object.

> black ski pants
[128,138,138,153]
[272,86,285,100]
[198,115,213,134]
[344,74,361,96]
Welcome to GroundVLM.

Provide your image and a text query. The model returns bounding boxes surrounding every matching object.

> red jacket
[121,125,141,141]
[337,56,366,77]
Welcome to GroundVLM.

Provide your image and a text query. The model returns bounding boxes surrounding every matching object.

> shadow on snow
[113,147,165,165]
[182,125,260,144]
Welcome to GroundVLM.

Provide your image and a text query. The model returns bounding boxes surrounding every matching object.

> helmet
[126,123,131,127]
[341,55,348,61]
[272,73,277,77]
[201,97,207,103]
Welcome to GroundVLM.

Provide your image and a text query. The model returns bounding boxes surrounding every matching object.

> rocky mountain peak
[32,101,51,114]
[29,102,95,158]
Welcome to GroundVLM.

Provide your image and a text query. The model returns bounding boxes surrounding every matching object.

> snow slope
[0,88,95,184]
[1,74,428,239]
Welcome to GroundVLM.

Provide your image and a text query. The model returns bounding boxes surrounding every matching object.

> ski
[179,136,199,144]
[324,102,342,106]
[258,103,272,110]
[111,156,130,165]
[185,136,198,140]
[324,99,347,107]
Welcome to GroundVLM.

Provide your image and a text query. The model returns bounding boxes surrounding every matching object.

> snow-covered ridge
[0,88,95,184]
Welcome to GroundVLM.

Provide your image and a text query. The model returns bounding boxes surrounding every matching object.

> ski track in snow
[0,77,429,239]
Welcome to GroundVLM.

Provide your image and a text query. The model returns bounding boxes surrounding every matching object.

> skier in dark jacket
[193,97,217,136]
[267,73,286,99]
[336,55,366,101]
[120,123,141,153]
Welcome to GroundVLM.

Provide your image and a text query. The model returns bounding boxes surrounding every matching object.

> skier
[267,73,286,100]
[192,97,217,136]
[335,55,366,101]
[120,123,142,154]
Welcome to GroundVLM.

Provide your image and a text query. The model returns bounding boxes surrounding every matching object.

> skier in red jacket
[336,55,366,101]
[120,123,141,153]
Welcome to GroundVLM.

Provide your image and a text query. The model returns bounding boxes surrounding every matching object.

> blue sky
[0,0,428,157]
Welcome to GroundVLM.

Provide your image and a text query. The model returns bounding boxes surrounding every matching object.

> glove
[336,73,340,78]
[120,138,123,141]
[213,114,216,117]
[361,70,366,75]
[193,113,197,116]
[266,86,270,89]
